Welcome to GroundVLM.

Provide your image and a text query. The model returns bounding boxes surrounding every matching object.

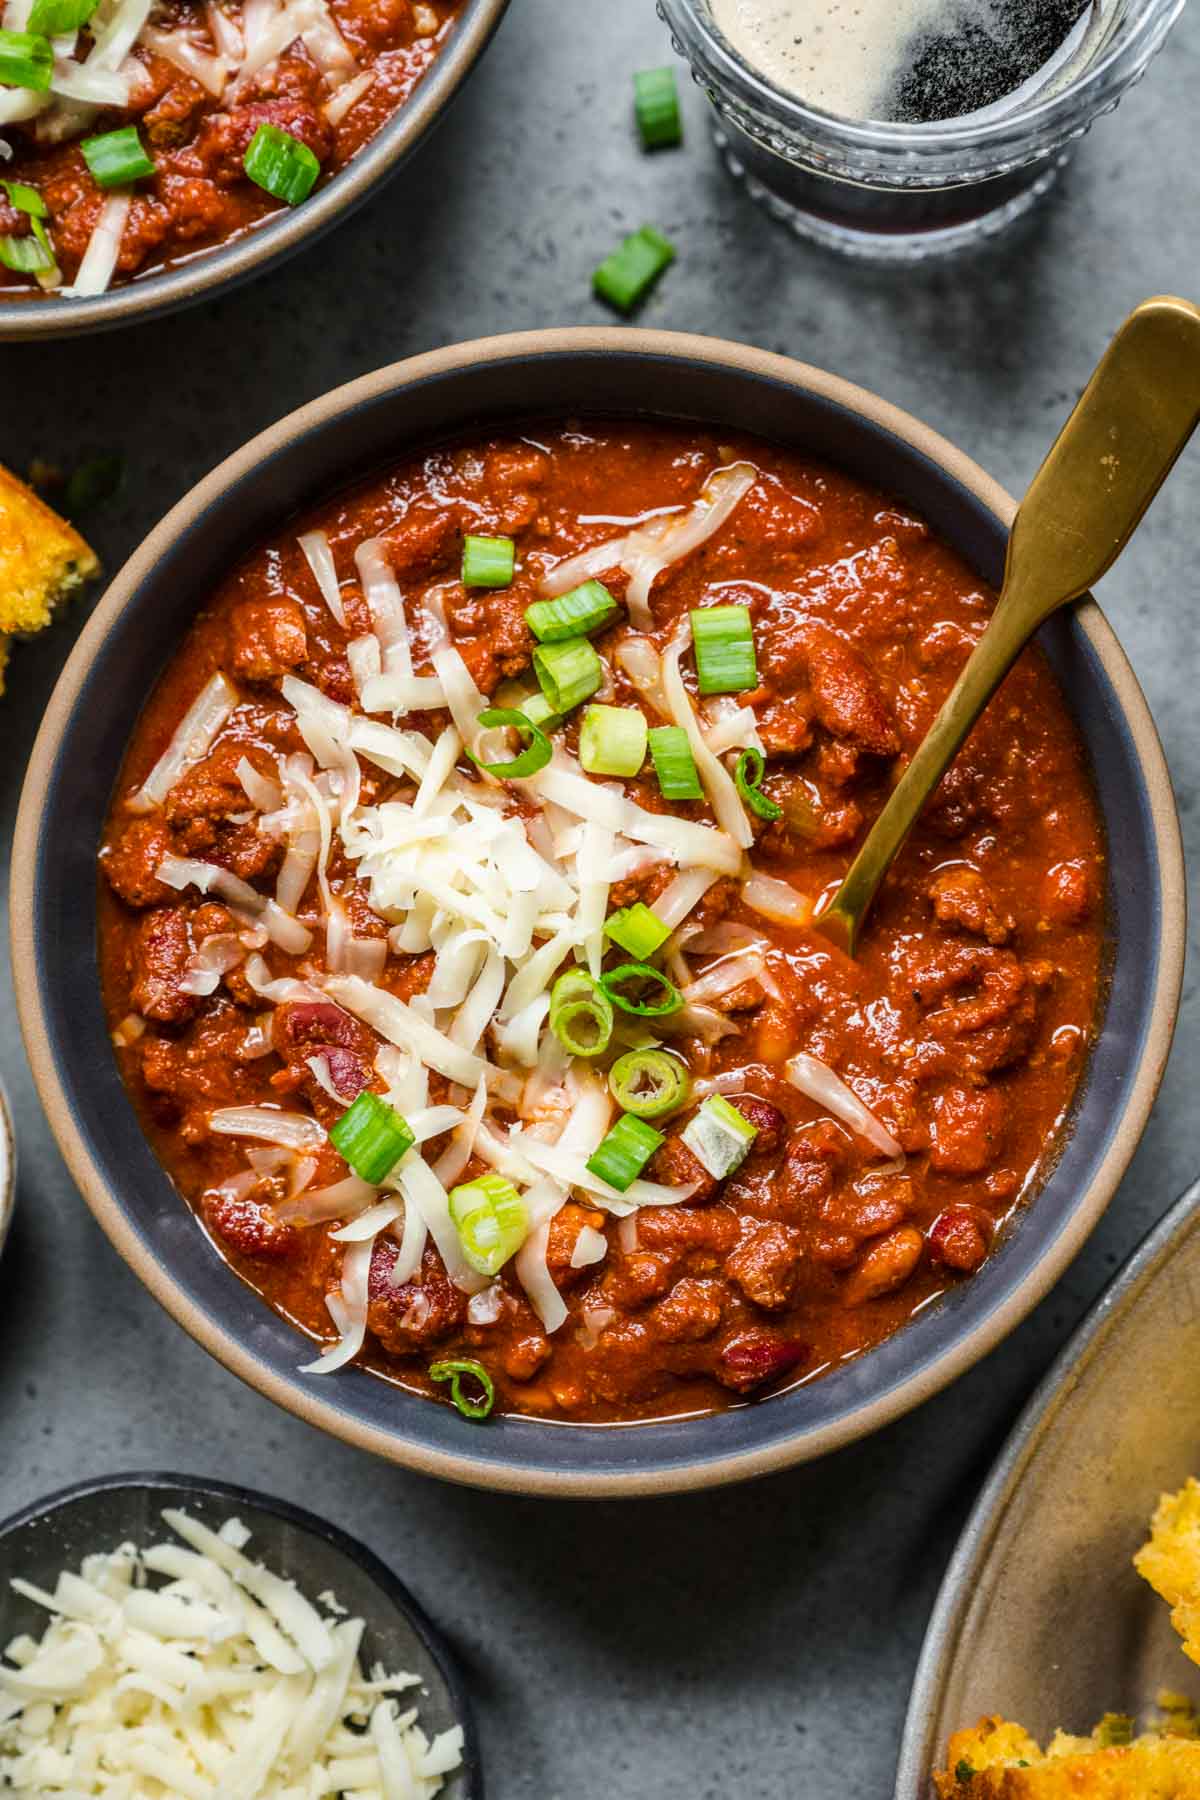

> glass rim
[658,0,1187,156]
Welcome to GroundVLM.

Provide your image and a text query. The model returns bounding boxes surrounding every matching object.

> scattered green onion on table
[634,66,683,150]
[593,226,676,315]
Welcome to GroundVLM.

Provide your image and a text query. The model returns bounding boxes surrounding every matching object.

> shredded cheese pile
[126,460,902,1375]
[0,1509,464,1798]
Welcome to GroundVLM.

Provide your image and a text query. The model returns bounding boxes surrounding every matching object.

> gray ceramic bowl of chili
[0,0,508,343]
[10,328,1186,1496]
[0,1471,482,1796]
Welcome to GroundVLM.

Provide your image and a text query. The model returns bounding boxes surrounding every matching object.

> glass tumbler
[656,0,1186,260]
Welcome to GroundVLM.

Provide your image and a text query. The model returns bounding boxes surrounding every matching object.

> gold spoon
[816,294,1200,956]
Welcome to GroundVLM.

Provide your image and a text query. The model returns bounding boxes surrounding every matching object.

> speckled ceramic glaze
[0,0,509,342]
[897,1174,1200,1798]
[0,1472,482,1797]
[11,330,1186,1495]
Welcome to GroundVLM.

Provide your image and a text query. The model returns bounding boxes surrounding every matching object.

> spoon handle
[818,295,1200,955]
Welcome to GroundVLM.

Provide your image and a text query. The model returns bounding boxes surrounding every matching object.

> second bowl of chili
[12,328,1185,1494]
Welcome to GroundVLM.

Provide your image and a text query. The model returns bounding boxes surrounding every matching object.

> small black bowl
[0,1472,482,1798]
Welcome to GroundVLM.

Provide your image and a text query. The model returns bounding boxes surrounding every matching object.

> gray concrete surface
[0,3,1197,1794]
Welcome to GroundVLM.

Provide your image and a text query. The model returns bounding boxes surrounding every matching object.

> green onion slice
[634,66,683,150]
[586,1113,665,1192]
[2,180,46,217]
[64,452,123,517]
[549,967,614,1057]
[604,901,670,960]
[593,225,675,315]
[462,534,515,589]
[243,122,320,204]
[517,689,560,734]
[81,125,155,189]
[681,1093,757,1179]
[532,636,602,714]
[647,723,703,801]
[448,1171,528,1276]
[608,1048,691,1120]
[691,604,758,694]
[466,707,552,780]
[735,746,782,821]
[525,579,618,643]
[328,1090,414,1184]
[0,29,52,90]
[0,230,53,273]
[28,0,98,32]
[600,962,682,1017]
[579,703,647,777]
[428,1357,495,1420]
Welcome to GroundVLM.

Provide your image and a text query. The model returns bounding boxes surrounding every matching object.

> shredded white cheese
[0,1512,463,1798]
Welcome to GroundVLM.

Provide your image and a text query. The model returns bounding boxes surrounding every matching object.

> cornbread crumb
[934,1715,1200,1795]
[0,463,99,637]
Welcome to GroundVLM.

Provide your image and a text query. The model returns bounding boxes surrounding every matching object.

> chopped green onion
[600,962,682,1017]
[593,225,675,315]
[28,0,98,32]
[63,452,123,517]
[579,703,647,777]
[0,231,53,274]
[329,1090,414,1184]
[634,66,683,150]
[429,1357,495,1420]
[549,968,614,1057]
[81,126,155,189]
[525,579,619,642]
[1095,1714,1134,1749]
[243,122,320,204]
[2,180,45,217]
[691,604,758,694]
[735,746,782,821]
[0,30,52,91]
[448,1171,528,1276]
[604,901,670,960]
[518,689,561,733]
[532,635,602,714]
[586,1113,664,1192]
[608,1048,691,1120]
[466,706,551,780]
[647,723,703,801]
[462,534,515,589]
[681,1093,757,1179]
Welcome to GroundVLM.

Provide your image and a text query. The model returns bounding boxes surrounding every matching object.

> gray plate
[0,1473,482,1797]
[0,1078,12,1260]
[897,1173,1200,1796]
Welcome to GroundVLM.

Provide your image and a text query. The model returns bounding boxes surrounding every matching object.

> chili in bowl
[0,0,507,338]
[13,330,1184,1494]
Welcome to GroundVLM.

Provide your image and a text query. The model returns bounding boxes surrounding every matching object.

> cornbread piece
[935,1714,1200,1796]
[1135,1479,1200,1666]
[0,464,99,636]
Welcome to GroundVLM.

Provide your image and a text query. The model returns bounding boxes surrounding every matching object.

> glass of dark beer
[657,0,1184,258]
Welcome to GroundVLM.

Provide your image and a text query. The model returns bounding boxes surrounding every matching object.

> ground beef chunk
[131,908,198,1024]
[923,759,985,840]
[900,942,1039,1077]
[229,598,309,682]
[650,1135,719,1204]
[730,1097,786,1159]
[927,1204,992,1273]
[602,1251,674,1309]
[383,509,459,579]
[140,73,209,147]
[841,1225,924,1306]
[792,620,898,756]
[634,1204,740,1270]
[164,741,283,882]
[929,867,1014,945]
[546,1202,606,1288]
[725,1223,806,1311]
[481,445,550,534]
[101,817,176,908]
[453,590,535,693]
[814,1175,915,1269]
[366,1241,468,1355]
[502,1333,552,1382]
[772,1121,846,1224]
[929,1084,1007,1175]
[715,1330,808,1394]
[204,1186,296,1259]
[1041,858,1096,926]
[648,1277,724,1343]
